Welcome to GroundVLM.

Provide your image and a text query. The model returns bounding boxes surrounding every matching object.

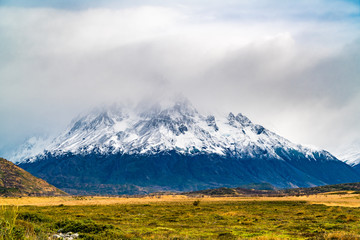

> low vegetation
[186,182,360,197]
[0,206,19,240]
[2,198,360,239]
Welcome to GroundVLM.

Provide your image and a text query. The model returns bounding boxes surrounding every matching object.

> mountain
[0,157,67,197]
[341,150,360,168]
[17,99,360,195]
[336,143,360,173]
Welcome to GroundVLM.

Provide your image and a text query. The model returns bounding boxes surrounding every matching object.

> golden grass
[1,192,360,207]
[323,231,360,240]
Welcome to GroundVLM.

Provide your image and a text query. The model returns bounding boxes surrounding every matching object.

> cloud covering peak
[0,0,359,158]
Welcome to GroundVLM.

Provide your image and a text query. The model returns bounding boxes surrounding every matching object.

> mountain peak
[236,113,252,126]
[15,100,360,195]
[228,112,236,123]
[136,96,197,118]
[13,99,337,165]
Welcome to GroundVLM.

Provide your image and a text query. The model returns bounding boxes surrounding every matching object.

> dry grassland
[1,192,360,207]
[2,192,360,239]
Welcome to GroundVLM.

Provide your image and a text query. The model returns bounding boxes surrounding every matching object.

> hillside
[0,158,67,197]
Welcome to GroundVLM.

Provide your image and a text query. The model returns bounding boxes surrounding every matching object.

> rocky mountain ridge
[18,100,332,163]
[16,99,360,194]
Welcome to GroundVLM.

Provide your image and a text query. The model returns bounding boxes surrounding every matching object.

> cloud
[0,2,359,157]
[191,36,360,150]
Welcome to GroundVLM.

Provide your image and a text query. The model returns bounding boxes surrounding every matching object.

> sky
[0,0,359,159]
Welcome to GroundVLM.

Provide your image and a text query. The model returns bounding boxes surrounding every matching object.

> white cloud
[0,2,359,157]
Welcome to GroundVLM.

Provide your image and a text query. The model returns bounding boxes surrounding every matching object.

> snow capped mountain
[340,151,360,167]
[10,137,52,163]
[336,143,360,167]
[16,98,360,194]
[18,99,331,164]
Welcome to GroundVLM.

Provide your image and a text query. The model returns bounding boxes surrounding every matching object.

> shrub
[217,232,236,239]
[55,219,113,234]
[18,212,49,223]
[192,200,200,206]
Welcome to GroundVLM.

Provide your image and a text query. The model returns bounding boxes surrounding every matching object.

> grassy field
[2,192,360,207]
[1,193,360,239]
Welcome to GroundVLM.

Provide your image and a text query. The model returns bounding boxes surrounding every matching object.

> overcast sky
[0,0,359,158]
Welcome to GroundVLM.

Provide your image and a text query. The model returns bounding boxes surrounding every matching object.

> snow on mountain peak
[336,142,360,167]
[13,99,335,163]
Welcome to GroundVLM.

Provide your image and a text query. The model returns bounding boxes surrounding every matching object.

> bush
[18,212,49,223]
[217,232,236,239]
[55,219,113,234]
[192,200,200,206]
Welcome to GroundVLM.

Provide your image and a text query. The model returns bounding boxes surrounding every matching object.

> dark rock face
[206,115,219,131]
[19,150,360,195]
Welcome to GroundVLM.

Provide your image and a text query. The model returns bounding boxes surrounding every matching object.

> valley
[2,193,360,239]
[1,0,359,239]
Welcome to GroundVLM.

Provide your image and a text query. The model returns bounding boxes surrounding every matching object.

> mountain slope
[0,157,67,197]
[346,154,360,175]
[336,142,360,175]
[338,147,360,167]
[17,100,360,195]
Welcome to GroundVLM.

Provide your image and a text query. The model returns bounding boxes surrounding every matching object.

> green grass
[0,206,22,240]
[2,201,360,239]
